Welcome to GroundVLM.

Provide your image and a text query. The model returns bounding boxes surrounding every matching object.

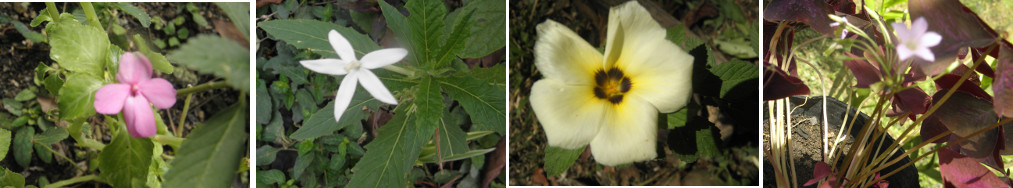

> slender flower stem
[176,94,193,137]
[80,3,101,28]
[381,65,414,77]
[44,175,98,188]
[45,3,60,22]
[33,140,78,170]
[153,134,183,149]
[176,81,229,96]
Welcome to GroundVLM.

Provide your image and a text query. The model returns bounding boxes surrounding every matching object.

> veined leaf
[163,104,247,187]
[436,116,467,159]
[99,126,153,188]
[0,129,9,161]
[33,126,68,145]
[114,3,151,28]
[451,0,505,58]
[544,146,584,176]
[167,35,250,92]
[347,105,436,188]
[290,86,382,140]
[710,60,759,98]
[418,147,494,164]
[57,73,102,120]
[215,2,250,40]
[438,70,506,135]
[13,127,33,168]
[46,13,109,77]
[258,19,380,58]
[415,76,443,130]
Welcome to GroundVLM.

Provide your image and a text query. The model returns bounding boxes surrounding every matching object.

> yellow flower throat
[593,68,632,104]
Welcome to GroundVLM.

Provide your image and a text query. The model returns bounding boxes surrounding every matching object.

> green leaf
[256,145,281,166]
[256,79,273,124]
[666,108,689,129]
[0,167,25,188]
[452,0,505,58]
[167,35,249,92]
[465,130,495,141]
[714,39,758,59]
[436,115,467,159]
[290,86,382,140]
[164,104,247,187]
[292,151,315,180]
[57,73,102,120]
[134,34,174,74]
[13,127,33,168]
[99,127,153,188]
[14,89,34,101]
[114,3,151,28]
[33,126,67,144]
[12,21,44,43]
[438,71,506,135]
[257,169,286,186]
[30,8,51,27]
[544,146,584,177]
[34,143,52,164]
[46,13,109,76]
[215,2,250,40]
[415,76,444,129]
[666,24,705,51]
[709,60,758,98]
[418,147,493,164]
[347,105,436,188]
[258,19,380,58]
[44,75,64,96]
[0,129,9,161]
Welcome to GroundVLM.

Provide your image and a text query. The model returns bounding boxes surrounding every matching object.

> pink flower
[94,52,176,138]
[893,17,941,62]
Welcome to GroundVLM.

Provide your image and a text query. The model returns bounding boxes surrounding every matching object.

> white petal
[605,1,693,113]
[891,22,912,42]
[300,59,348,75]
[921,32,942,47]
[534,20,603,85]
[911,17,929,37]
[589,97,658,166]
[914,47,936,62]
[897,46,915,61]
[603,1,667,68]
[333,72,359,122]
[361,48,408,69]
[355,70,398,105]
[529,79,606,149]
[329,30,358,61]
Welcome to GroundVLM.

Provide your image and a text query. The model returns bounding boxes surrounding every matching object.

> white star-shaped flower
[300,30,406,122]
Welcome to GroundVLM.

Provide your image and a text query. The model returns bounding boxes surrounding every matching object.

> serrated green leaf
[30,8,50,27]
[215,2,249,40]
[134,34,174,74]
[0,167,25,188]
[667,108,689,129]
[256,79,273,124]
[436,116,467,159]
[452,0,505,58]
[114,3,151,28]
[544,146,583,177]
[33,126,67,145]
[438,72,506,135]
[666,24,705,51]
[34,143,51,164]
[163,104,246,188]
[415,76,444,128]
[0,129,10,161]
[292,151,315,180]
[44,75,63,96]
[14,89,34,101]
[167,35,249,92]
[46,13,108,76]
[256,146,281,166]
[709,60,758,98]
[99,127,153,188]
[258,19,380,58]
[13,127,33,168]
[290,87,381,140]
[347,105,436,188]
[257,169,286,186]
[57,73,102,120]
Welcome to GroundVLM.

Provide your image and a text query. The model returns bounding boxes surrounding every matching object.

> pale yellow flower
[530,1,693,166]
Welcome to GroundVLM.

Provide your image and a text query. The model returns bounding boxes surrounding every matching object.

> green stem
[382,65,415,77]
[45,2,60,22]
[176,81,229,96]
[152,134,183,149]
[176,94,193,137]
[44,174,99,188]
[32,141,78,170]
[80,2,101,28]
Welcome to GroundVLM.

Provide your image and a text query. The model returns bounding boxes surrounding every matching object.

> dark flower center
[593,68,632,104]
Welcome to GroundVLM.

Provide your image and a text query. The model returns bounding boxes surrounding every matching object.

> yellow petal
[589,97,658,166]
[534,20,603,85]
[530,79,608,149]
[605,1,693,113]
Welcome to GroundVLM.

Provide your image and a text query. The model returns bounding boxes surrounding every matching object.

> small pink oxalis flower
[94,52,177,138]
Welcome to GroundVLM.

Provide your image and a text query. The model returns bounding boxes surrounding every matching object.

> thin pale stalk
[176,81,229,96]
[44,175,98,188]
[175,94,193,137]
[80,2,101,28]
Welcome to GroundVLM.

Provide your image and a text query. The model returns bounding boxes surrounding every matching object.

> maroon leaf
[929,91,1000,163]
[887,87,929,117]
[938,148,1007,187]
[842,53,882,88]
[763,0,834,35]
[805,161,835,187]
[909,0,999,76]
[921,116,949,144]
[763,64,810,100]
[972,47,996,78]
[992,43,1013,117]
[934,74,991,101]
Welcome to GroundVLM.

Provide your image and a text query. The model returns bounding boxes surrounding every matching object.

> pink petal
[911,17,929,37]
[117,52,153,85]
[94,83,131,114]
[891,22,912,42]
[139,78,177,109]
[897,46,915,61]
[921,32,942,47]
[124,96,156,138]
[914,47,936,62]
[333,72,359,122]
